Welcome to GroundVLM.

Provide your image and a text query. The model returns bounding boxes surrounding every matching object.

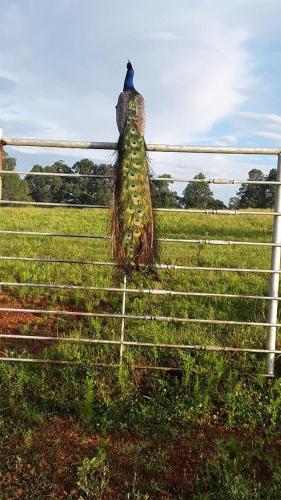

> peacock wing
[116,91,131,134]
[135,93,145,136]
[116,91,146,136]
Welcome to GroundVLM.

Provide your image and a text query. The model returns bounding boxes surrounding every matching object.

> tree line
[2,152,277,209]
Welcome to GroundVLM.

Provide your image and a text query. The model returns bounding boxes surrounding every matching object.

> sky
[1,0,281,202]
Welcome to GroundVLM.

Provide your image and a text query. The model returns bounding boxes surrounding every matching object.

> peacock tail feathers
[112,98,156,276]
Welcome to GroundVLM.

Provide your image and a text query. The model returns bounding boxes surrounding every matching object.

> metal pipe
[0,200,108,209]
[1,169,281,186]
[0,280,278,301]
[154,208,277,216]
[0,255,278,274]
[0,229,277,247]
[0,306,278,327]
[266,154,281,376]
[119,275,127,363]
[0,357,119,367]
[0,229,110,239]
[0,199,277,216]
[0,170,112,178]
[159,238,280,247]
[0,333,120,344]
[2,333,281,354]
[3,136,281,154]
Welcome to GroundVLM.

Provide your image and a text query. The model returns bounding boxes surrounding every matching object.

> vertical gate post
[0,128,3,200]
[119,275,127,365]
[266,154,281,376]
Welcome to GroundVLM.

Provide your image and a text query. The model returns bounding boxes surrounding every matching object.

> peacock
[112,61,156,275]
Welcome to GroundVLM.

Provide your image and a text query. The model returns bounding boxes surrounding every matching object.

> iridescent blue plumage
[123,61,135,91]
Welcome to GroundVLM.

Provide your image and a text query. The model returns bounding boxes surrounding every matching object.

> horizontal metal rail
[0,358,183,370]
[4,137,281,154]
[0,200,108,209]
[161,238,277,246]
[0,229,276,246]
[0,199,277,216]
[0,255,277,274]
[0,229,110,239]
[1,170,112,179]
[0,306,277,327]
[0,280,277,301]
[1,334,281,354]
[155,208,277,216]
[0,357,120,367]
[1,169,280,186]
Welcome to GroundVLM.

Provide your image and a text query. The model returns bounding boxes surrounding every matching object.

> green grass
[1,207,281,498]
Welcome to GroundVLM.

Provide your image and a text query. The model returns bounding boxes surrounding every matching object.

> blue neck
[123,68,135,91]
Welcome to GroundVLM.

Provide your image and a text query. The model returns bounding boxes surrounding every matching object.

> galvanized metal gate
[0,131,281,376]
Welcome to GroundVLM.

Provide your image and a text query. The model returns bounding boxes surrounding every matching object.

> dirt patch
[0,292,63,355]
[1,417,279,499]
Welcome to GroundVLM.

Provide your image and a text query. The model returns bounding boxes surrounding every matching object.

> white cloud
[145,18,253,144]
[253,131,281,141]
[142,31,180,41]
[236,112,281,126]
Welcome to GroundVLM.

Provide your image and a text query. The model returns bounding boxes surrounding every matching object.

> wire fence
[0,132,281,376]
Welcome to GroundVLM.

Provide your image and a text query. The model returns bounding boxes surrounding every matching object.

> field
[1,207,281,498]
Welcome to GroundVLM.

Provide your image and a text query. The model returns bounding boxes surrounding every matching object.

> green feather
[112,99,156,274]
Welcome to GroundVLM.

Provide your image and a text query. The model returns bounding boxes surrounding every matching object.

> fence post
[0,128,3,200]
[119,275,127,365]
[266,154,281,376]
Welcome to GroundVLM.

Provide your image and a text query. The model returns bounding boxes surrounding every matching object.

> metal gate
[0,131,281,376]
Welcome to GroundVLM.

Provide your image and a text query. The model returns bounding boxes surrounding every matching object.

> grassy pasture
[0,207,276,364]
[1,207,281,498]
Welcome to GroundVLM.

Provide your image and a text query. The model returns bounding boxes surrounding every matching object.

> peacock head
[124,60,135,91]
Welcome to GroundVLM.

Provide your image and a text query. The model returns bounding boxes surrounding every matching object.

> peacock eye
[137,208,142,213]
[130,172,135,176]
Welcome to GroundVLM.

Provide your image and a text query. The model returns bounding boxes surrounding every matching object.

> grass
[0,207,281,498]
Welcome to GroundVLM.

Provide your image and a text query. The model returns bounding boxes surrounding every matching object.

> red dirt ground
[1,416,276,498]
[0,291,71,355]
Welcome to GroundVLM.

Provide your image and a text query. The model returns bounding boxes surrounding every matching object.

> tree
[208,198,227,209]
[72,159,112,206]
[236,169,266,208]
[2,151,30,202]
[228,196,240,210]
[26,159,113,206]
[26,161,73,203]
[181,172,215,209]
[264,168,277,208]
[151,174,179,208]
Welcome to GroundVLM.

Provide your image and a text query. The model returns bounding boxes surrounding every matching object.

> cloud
[253,131,281,141]
[145,18,253,144]
[142,31,181,41]
[236,111,281,126]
